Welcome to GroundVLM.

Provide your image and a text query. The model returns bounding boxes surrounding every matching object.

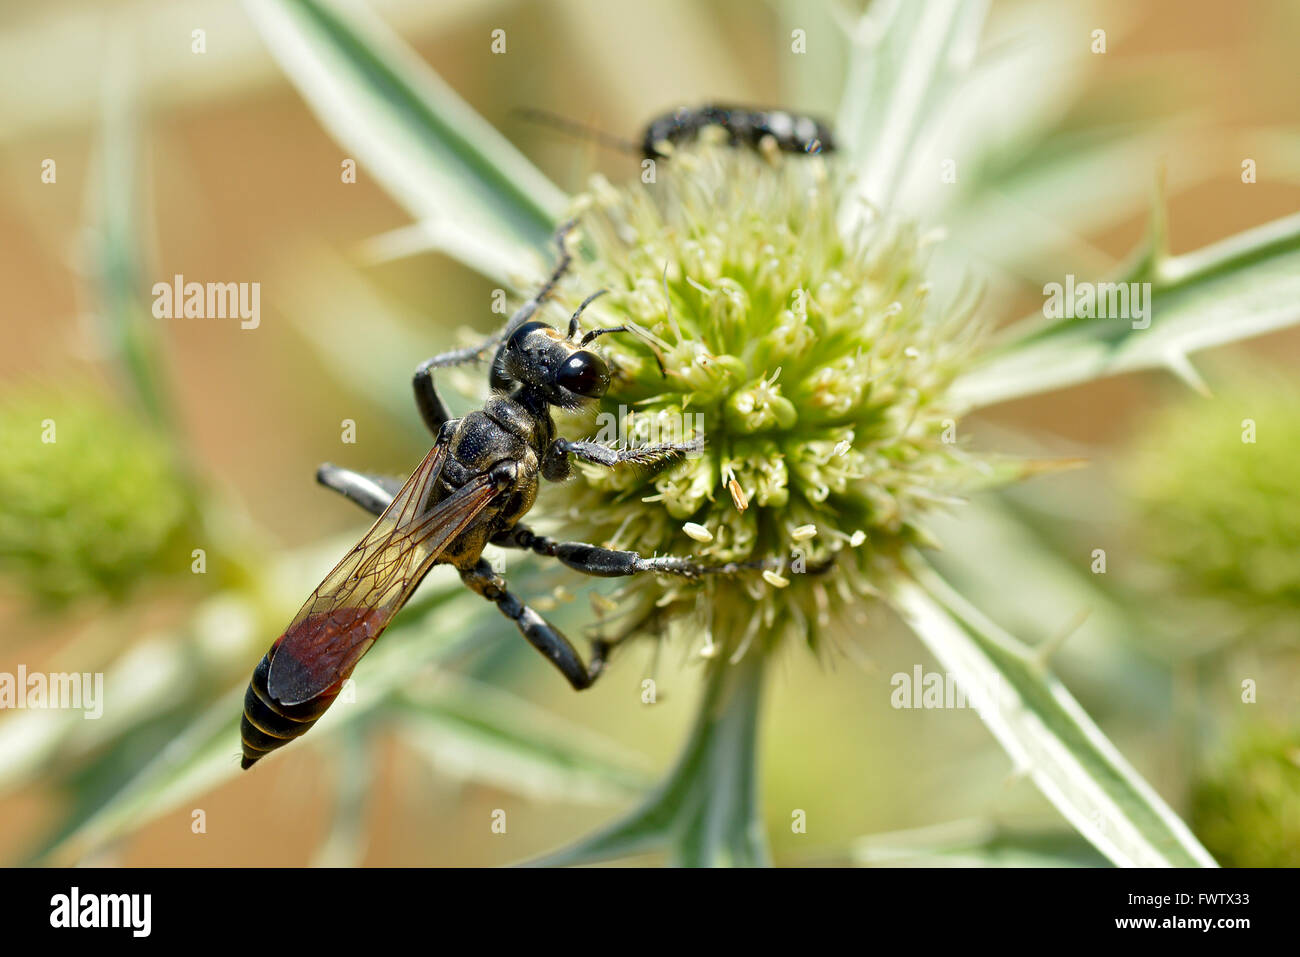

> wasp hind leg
[317,423,456,516]
[459,558,608,690]
[315,464,400,517]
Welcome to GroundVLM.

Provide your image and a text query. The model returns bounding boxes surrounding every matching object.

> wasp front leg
[412,220,579,412]
[411,360,461,436]
[541,436,703,480]
[459,558,609,690]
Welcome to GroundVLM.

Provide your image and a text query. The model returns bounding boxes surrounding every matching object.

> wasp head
[500,319,610,409]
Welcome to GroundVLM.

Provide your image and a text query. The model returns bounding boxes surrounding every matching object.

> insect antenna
[514,106,641,155]
[566,288,609,339]
[579,325,633,346]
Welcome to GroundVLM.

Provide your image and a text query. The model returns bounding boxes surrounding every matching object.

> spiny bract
[541,142,987,662]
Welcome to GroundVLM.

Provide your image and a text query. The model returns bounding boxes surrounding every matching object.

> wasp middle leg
[493,524,775,579]
[459,558,609,690]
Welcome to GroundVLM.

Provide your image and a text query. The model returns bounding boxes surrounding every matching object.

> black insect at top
[640,104,836,159]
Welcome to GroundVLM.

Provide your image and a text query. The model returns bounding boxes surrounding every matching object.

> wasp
[240,223,763,769]
[517,103,835,159]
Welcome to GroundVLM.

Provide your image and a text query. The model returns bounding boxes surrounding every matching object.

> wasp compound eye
[557,351,609,397]
[507,320,551,352]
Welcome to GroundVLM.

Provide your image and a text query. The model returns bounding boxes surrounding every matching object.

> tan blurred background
[1,0,1297,865]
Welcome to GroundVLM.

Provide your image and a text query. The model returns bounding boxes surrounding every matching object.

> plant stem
[671,651,770,867]
[528,651,771,867]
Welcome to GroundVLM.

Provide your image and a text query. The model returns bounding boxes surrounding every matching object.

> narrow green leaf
[899,0,1094,222]
[939,123,1209,285]
[278,247,460,436]
[924,492,1170,714]
[951,212,1300,408]
[311,726,373,867]
[530,653,768,867]
[0,531,461,802]
[31,685,248,864]
[245,0,568,283]
[32,588,486,863]
[849,818,1110,867]
[393,676,651,805]
[891,553,1217,867]
[92,37,175,433]
[836,0,988,215]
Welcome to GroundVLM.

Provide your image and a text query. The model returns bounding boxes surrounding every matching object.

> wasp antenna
[513,106,641,155]
[567,289,609,339]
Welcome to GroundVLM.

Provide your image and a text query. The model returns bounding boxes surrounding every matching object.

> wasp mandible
[240,223,763,769]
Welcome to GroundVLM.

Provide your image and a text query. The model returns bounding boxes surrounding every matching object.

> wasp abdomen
[240,649,338,769]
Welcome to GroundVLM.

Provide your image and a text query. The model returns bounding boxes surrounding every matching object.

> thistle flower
[1125,375,1300,615]
[548,142,985,661]
[1191,724,1300,867]
[0,390,197,610]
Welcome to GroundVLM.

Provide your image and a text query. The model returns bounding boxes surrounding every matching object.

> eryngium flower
[1191,724,1300,867]
[547,143,985,661]
[0,390,197,609]
[1126,374,1300,613]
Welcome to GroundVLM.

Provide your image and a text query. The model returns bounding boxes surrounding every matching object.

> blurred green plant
[1191,724,1300,868]
[1127,375,1300,617]
[0,390,198,610]
[0,36,208,613]
[2,12,651,867]
[845,817,1110,868]
[241,0,1300,867]
[9,0,1300,868]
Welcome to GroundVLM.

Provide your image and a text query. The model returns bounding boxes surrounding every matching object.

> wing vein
[267,444,500,704]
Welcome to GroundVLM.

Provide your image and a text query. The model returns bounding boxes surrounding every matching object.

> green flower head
[546,141,986,661]
[0,390,197,610]
[1191,724,1300,868]
[1126,373,1300,614]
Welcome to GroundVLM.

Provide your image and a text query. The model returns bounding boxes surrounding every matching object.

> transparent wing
[268,443,498,705]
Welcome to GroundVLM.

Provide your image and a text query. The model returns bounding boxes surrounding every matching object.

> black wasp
[240,222,764,769]
[517,102,836,159]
